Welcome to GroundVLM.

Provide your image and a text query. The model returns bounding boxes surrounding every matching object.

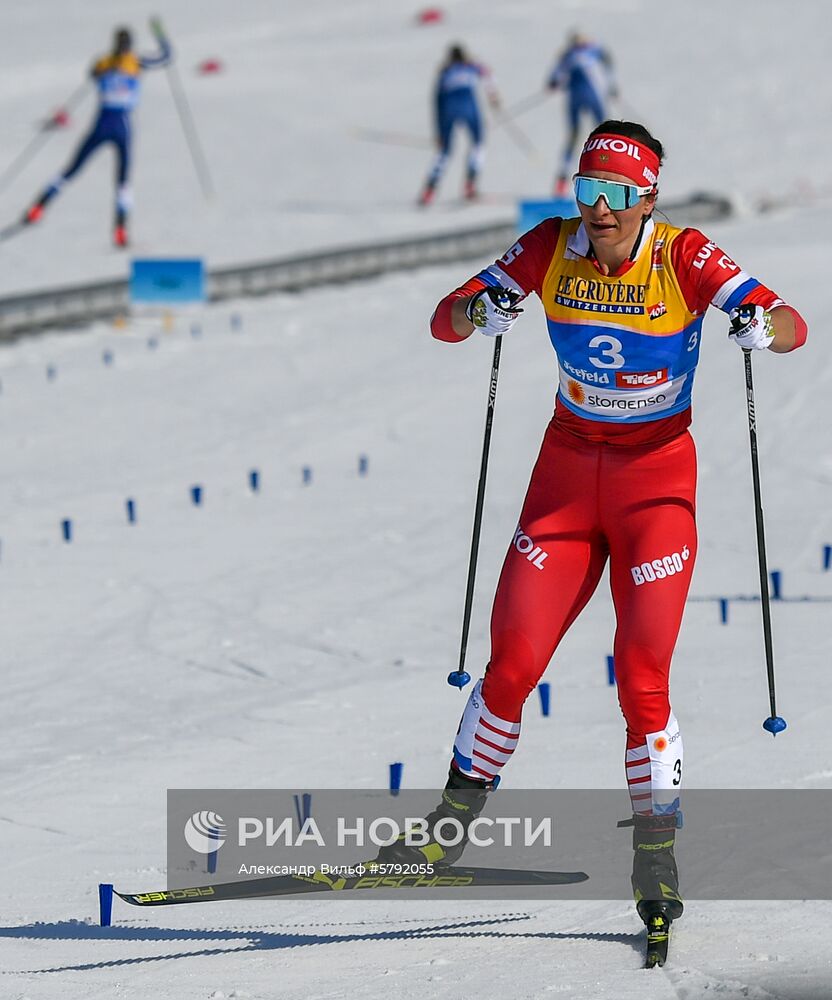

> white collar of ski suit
[566,215,655,263]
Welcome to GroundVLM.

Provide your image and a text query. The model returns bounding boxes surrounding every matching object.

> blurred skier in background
[418,44,501,207]
[23,21,171,248]
[546,31,617,195]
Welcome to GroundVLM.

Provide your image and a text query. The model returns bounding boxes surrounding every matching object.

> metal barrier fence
[0,221,516,340]
[0,192,733,340]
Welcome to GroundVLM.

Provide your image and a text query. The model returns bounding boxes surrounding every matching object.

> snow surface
[2,1,831,998]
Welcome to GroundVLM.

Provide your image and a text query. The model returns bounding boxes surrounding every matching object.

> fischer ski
[643,905,673,968]
[116,864,589,908]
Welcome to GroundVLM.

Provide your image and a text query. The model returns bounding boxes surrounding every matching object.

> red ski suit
[431,216,806,808]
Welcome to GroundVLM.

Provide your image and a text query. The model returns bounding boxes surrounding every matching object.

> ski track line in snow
[0,814,69,837]
[121,579,339,698]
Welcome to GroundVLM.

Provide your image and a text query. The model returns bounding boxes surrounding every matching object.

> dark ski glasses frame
[573,175,655,211]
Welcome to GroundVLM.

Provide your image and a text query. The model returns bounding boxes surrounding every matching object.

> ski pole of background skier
[153,17,214,200]
[734,313,787,736]
[0,80,91,197]
[503,90,552,119]
[491,107,544,163]
[448,335,503,690]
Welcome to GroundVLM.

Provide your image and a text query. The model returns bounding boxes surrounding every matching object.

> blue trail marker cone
[125,498,136,523]
[207,828,220,874]
[46,365,57,381]
[770,570,782,600]
[537,681,551,716]
[249,469,260,492]
[102,349,113,366]
[61,518,73,542]
[389,762,403,795]
[98,883,114,926]
[190,485,203,506]
[358,455,369,476]
[823,544,831,571]
[302,466,312,485]
[293,792,312,826]
[606,655,616,686]
[719,598,729,624]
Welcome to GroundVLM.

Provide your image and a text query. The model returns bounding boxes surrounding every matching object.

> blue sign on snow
[518,197,578,233]
[129,259,206,304]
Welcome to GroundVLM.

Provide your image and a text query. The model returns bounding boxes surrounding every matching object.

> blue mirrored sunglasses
[573,175,655,211]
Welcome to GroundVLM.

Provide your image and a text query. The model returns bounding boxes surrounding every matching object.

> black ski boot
[464,168,479,200]
[113,207,129,248]
[630,813,684,921]
[375,766,491,867]
[418,178,438,207]
[24,190,53,225]
[628,813,683,968]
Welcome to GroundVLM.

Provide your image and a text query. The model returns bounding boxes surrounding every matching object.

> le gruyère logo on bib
[555,275,647,315]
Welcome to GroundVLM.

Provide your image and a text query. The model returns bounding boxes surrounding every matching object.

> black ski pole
[504,90,552,119]
[448,334,503,690]
[153,18,214,200]
[491,108,543,164]
[0,80,91,197]
[734,316,787,736]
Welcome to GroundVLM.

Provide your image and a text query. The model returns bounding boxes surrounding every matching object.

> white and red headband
[578,134,660,188]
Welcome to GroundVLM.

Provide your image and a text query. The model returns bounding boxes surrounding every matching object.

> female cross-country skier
[23,22,171,248]
[418,44,501,206]
[382,119,807,954]
[546,32,617,196]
